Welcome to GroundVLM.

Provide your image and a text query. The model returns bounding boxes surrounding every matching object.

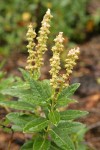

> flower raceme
[25,24,36,73]
[26,9,53,74]
[49,32,64,89]
[26,9,80,89]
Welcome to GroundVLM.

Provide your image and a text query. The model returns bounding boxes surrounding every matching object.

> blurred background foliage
[0,0,100,56]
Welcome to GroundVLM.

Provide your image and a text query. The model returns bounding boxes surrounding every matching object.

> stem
[8,130,14,150]
[3,106,11,113]
[51,90,57,111]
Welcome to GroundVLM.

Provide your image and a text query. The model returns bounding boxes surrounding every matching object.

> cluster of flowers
[26,9,80,89]
[26,9,52,73]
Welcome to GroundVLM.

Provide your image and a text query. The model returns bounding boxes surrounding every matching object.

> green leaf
[57,83,80,106]
[19,68,40,82]
[7,112,35,124]
[58,83,80,99]
[48,111,60,126]
[50,143,63,150]
[19,68,31,81]
[0,76,14,90]
[76,143,87,150]
[21,140,33,150]
[42,80,52,100]
[1,83,46,106]
[12,125,23,131]
[57,98,77,107]
[1,82,30,97]
[60,110,88,120]
[0,94,5,101]
[6,112,35,131]
[0,118,11,132]
[24,117,49,133]
[20,68,40,81]
[50,129,75,150]
[75,127,88,142]
[0,101,34,111]
[33,137,50,150]
[54,121,85,134]
[30,79,52,103]
[50,145,62,150]
[1,78,52,107]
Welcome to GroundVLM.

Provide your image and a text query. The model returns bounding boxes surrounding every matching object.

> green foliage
[0,101,34,111]
[33,136,50,150]
[7,112,36,131]
[56,83,80,107]
[20,140,33,150]
[60,110,88,120]
[0,70,88,149]
[0,70,15,101]
[48,0,89,42]
[48,111,60,126]
[53,121,85,135]
[50,129,75,150]
[0,0,37,55]
[24,117,49,133]
[1,0,99,55]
